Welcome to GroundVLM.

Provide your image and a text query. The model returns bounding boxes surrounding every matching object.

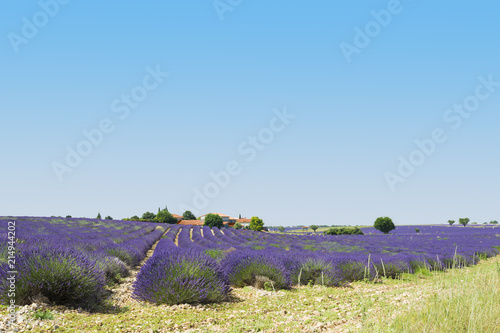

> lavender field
[1,217,499,311]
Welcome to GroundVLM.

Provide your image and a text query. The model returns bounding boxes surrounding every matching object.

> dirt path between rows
[174,227,182,246]
[109,228,170,307]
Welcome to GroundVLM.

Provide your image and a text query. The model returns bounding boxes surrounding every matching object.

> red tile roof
[177,220,203,226]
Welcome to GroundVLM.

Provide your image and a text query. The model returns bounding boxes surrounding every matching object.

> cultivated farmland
[1,217,499,332]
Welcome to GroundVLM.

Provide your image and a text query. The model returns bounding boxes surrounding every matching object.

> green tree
[105,216,113,220]
[234,222,243,230]
[182,211,196,220]
[490,220,498,224]
[374,217,396,234]
[458,218,470,227]
[96,212,101,219]
[204,214,223,229]
[156,210,178,224]
[66,215,72,218]
[310,225,318,233]
[130,215,140,221]
[278,226,285,233]
[249,216,264,231]
[447,220,455,226]
[239,214,242,219]
[142,212,156,221]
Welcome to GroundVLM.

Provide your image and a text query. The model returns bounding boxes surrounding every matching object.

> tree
[142,212,156,221]
[183,211,196,220]
[278,226,285,233]
[490,220,498,224]
[249,216,264,232]
[239,214,242,219]
[130,215,140,221]
[374,217,395,234]
[415,228,420,233]
[310,225,318,233]
[105,216,113,220]
[458,218,470,227]
[97,212,101,219]
[447,220,455,226]
[234,222,243,229]
[204,214,223,229]
[66,215,72,218]
[156,210,178,224]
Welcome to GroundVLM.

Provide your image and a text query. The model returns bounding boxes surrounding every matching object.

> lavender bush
[221,251,291,289]
[132,248,231,305]
[0,243,106,310]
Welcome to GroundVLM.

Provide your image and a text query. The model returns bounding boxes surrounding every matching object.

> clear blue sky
[1,1,499,226]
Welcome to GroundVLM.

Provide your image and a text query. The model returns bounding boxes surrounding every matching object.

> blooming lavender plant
[132,248,231,305]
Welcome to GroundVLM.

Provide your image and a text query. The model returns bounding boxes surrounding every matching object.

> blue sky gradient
[1,1,499,226]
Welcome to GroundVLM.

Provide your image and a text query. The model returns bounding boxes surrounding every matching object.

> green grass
[361,255,500,332]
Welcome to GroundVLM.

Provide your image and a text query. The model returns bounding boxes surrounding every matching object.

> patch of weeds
[264,282,275,292]
[303,245,317,251]
[33,309,54,320]
[204,249,226,262]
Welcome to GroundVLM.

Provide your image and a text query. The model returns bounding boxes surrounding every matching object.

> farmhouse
[175,213,252,228]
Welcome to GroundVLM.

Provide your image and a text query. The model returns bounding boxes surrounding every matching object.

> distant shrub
[222,251,291,290]
[0,243,106,310]
[105,216,113,220]
[374,217,396,234]
[65,215,72,218]
[204,214,224,229]
[459,217,470,227]
[234,222,243,230]
[155,210,177,224]
[249,216,264,232]
[415,228,420,233]
[182,211,197,220]
[324,227,364,235]
[141,212,156,221]
[133,248,231,305]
